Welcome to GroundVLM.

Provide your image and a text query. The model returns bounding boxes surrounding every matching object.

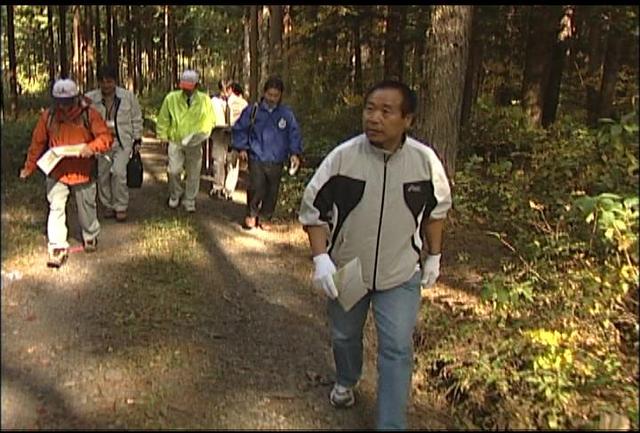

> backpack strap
[45,106,92,145]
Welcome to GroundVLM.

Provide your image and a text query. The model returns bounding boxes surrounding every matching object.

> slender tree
[270,5,283,74]
[250,5,259,102]
[520,5,559,128]
[58,5,68,78]
[94,5,101,70]
[598,19,624,120]
[383,5,406,81]
[47,6,56,88]
[7,5,18,118]
[542,6,576,128]
[416,5,473,179]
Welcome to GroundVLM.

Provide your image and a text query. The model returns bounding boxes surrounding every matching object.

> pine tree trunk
[461,6,480,128]
[250,5,259,102]
[352,15,363,96]
[47,6,56,88]
[542,7,575,128]
[59,5,69,78]
[383,5,406,81]
[270,5,283,74]
[598,27,623,120]
[416,5,473,179]
[520,5,558,128]
[7,5,18,119]
[95,5,101,70]
[586,7,604,126]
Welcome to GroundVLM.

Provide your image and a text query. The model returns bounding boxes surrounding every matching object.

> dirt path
[1,139,469,429]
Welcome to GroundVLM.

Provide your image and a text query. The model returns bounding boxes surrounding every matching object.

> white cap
[179,70,199,90]
[52,78,79,99]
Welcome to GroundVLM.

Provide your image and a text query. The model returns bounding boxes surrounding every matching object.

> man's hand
[19,168,30,180]
[289,154,301,175]
[421,253,441,289]
[239,150,248,163]
[79,143,95,158]
[312,253,338,299]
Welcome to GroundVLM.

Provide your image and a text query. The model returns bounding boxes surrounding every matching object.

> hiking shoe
[47,248,68,268]
[243,216,256,230]
[329,383,355,408]
[259,220,273,231]
[84,238,98,253]
[115,211,127,222]
[184,205,196,213]
[168,197,180,209]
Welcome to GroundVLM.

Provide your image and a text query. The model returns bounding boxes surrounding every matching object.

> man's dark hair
[230,82,244,96]
[97,65,118,82]
[364,80,417,117]
[263,75,284,93]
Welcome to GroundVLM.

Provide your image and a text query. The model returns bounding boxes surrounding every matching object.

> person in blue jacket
[232,75,302,230]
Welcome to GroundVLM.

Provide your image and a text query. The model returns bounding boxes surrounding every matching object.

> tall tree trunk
[125,5,134,90]
[106,5,114,66]
[259,6,269,81]
[85,5,94,90]
[95,5,102,69]
[416,5,473,179]
[250,5,259,102]
[47,6,56,88]
[282,5,292,87]
[270,5,283,75]
[7,5,18,119]
[520,5,558,128]
[585,6,604,126]
[112,6,120,75]
[352,14,363,96]
[243,7,251,96]
[134,6,142,93]
[383,5,406,81]
[597,25,623,120]
[164,5,170,89]
[460,6,481,128]
[169,6,178,89]
[59,5,69,78]
[73,6,83,90]
[542,6,576,128]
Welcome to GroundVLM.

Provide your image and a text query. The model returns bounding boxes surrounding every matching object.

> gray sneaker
[329,383,355,408]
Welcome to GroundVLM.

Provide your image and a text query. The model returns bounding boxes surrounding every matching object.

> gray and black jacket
[299,134,452,292]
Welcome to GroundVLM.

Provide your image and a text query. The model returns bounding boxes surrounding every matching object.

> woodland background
[1,5,639,430]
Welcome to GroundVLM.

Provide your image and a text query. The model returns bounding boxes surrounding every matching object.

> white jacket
[299,134,452,291]
[86,86,143,150]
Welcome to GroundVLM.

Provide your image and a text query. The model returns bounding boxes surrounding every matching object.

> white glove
[312,253,338,299]
[421,254,441,288]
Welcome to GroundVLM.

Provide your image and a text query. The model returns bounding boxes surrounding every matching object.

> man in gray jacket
[86,65,143,222]
[298,80,452,430]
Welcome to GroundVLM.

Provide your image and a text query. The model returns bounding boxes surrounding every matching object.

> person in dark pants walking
[231,76,302,230]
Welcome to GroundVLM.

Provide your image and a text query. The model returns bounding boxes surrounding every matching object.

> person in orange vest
[19,78,113,267]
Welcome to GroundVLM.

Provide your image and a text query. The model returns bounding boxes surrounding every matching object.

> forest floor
[1,138,507,429]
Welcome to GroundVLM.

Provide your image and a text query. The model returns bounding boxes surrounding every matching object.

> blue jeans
[327,270,422,430]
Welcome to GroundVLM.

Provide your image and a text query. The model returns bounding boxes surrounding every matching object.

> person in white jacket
[86,65,143,222]
[298,80,452,430]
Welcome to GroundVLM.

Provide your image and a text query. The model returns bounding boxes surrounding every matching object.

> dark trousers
[247,160,284,221]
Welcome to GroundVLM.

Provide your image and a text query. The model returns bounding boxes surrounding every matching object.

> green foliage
[421,106,639,429]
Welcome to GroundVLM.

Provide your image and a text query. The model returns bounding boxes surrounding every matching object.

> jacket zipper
[372,154,389,291]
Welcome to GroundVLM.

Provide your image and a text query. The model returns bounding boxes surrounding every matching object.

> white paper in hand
[333,257,367,312]
[36,143,88,175]
[36,149,64,175]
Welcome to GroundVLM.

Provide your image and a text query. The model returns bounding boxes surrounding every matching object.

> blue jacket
[231,100,303,163]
